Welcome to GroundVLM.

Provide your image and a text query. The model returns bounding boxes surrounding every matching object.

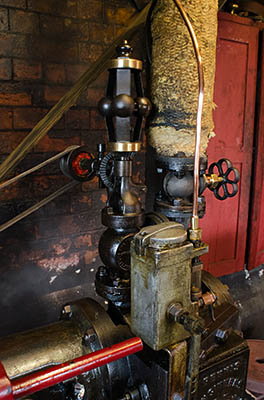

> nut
[61,304,72,318]
[167,303,184,322]
[188,228,202,242]
[82,328,97,346]
[215,329,230,344]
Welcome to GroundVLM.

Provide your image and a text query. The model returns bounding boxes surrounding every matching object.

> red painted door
[200,13,259,277]
[247,32,264,270]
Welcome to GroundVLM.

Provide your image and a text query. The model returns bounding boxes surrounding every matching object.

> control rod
[0,337,143,400]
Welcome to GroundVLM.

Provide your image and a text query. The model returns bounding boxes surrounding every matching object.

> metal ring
[107,142,141,152]
[108,58,142,70]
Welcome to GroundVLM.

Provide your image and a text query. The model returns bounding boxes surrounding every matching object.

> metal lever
[207,158,240,200]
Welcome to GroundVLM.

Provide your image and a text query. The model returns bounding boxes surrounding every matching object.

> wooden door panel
[200,13,259,277]
[247,32,264,270]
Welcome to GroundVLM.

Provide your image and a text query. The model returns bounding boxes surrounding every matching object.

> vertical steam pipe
[170,2,205,398]
[172,0,205,224]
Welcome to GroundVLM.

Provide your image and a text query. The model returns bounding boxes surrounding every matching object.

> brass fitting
[198,291,217,307]
[189,216,202,242]
[107,142,141,152]
[203,173,223,190]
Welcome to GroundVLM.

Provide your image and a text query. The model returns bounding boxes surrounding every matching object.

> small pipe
[0,337,143,399]
[0,181,79,233]
[0,146,80,191]
[172,0,205,221]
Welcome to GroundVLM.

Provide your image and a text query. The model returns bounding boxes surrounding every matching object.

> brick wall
[0,0,146,336]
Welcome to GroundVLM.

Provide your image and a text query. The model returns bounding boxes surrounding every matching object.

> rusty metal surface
[165,341,187,398]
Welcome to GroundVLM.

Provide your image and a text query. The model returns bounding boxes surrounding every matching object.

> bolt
[113,277,121,286]
[172,394,184,400]
[74,382,85,400]
[82,328,96,346]
[61,304,72,318]
[215,328,230,344]
[98,266,107,277]
[167,303,184,322]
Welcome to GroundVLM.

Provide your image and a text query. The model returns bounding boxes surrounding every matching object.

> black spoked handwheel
[208,158,240,200]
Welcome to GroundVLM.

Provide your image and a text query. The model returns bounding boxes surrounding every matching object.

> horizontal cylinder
[0,338,143,400]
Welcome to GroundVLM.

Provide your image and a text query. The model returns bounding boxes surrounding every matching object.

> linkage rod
[0,146,80,191]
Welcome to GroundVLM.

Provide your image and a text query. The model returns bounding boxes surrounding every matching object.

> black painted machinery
[0,38,249,400]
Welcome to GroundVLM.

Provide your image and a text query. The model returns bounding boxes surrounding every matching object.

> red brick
[44,86,68,104]
[32,108,64,131]
[105,6,133,25]
[34,214,84,239]
[78,21,89,41]
[13,107,43,129]
[28,0,78,18]
[0,108,12,129]
[29,35,78,63]
[0,131,28,153]
[19,247,46,263]
[89,22,114,44]
[51,238,72,255]
[0,93,31,106]
[64,18,84,40]
[0,183,19,201]
[65,64,88,83]
[48,116,65,130]
[0,33,28,58]
[90,109,105,130]
[81,87,105,107]
[78,0,103,20]
[44,193,70,217]
[89,69,108,89]
[0,0,26,8]
[81,130,107,153]
[79,42,104,63]
[45,63,65,84]
[40,15,64,35]
[0,8,8,31]
[81,176,99,191]
[10,10,39,34]
[84,249,98,265]
[27,0,52,13]
[0,58,11,80]
[70,192,92,213]
[32,175,69,197]
[37,253,80,272]
[66,109,90,130]
[34,134,80,153]
[74,234,92,249]
[13,59,42,80]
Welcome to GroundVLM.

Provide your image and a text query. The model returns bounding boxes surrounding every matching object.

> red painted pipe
[0,337,143,400]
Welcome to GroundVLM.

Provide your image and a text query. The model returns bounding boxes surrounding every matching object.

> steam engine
[0,41,249,400]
